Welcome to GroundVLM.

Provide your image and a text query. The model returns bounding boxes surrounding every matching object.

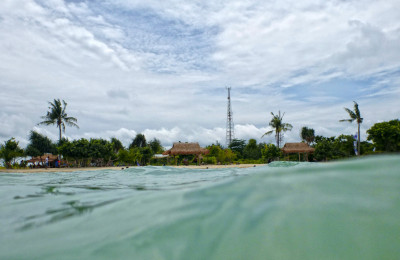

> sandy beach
[0,164,264,173]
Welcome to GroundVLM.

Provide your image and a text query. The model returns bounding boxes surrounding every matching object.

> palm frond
[344,108,357,119]
[60,122,66,133]
[262,130,274,137]
[280,111,285,120]
[37,119,55,125]
[65,116,78,123]
[282,123,293,131]
[353,101,363,123]
[65,120,79,128]
[339,119,354,122]
[62,100,67,115]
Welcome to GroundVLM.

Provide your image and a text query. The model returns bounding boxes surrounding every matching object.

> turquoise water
[1,156,399,260]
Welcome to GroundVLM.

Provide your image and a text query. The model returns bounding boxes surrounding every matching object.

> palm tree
[262,111,293,148]
[38,99,79,142]
[300,126,315,145]
[339,101,363,156]
[129,133,147,149]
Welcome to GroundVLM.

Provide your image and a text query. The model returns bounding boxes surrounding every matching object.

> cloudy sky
[1,0,399,148]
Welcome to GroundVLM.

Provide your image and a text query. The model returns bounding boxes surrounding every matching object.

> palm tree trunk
[58,124,62,143]
[357,123,361,156]
[276,132,279,148]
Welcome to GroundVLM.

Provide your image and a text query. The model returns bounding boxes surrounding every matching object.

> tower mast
[226,87,235,147]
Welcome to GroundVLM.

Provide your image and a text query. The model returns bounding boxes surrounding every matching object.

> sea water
[0,155,399,260]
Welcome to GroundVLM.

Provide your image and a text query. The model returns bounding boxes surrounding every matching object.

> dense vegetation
[1,100,399,169]
[1,117,399,169]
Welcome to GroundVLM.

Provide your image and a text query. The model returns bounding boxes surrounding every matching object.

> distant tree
[340,101,363,156]
[129,134,147,149]
[243,139,262,160]
[227,139,245,159]
[314,137,335,161]
[89,139,113,166]
[73,139,90,165]
[58,138,90,166]
[0,138,24,168]
[57,139,73,160]
[139,147,154,165]
[262,111,293,148]
[214,141,224,149]
[360,141,374,155]
[313,135,356,161]
[57,137,69,147]
[300,127,315,145]
[223,148,237,163]
[117,149,131,165]
[25,131,57,157]
[129,148,143,165]
[206,144,225,163]
[24,145,41,158]
[367,119,400,152]
[333,134,356,157]
[111,137,124,154]
[148,138,164,154]
[261,143,281,162]
[38,99,79,142]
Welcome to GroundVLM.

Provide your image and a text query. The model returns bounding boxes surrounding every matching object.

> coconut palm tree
[300,126,315,145]
[38,99,79,142]
[262,111,293,148]
[339,101,363,156]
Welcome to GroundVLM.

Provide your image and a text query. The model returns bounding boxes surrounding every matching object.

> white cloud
[0,0,399,150]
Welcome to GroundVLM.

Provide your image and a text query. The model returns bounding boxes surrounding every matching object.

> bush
[203,156,217,164]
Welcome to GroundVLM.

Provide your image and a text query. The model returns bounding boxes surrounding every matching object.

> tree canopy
[340,101,363,156]
[262,111,293,148]
[367,119,400,152]
[38,99,79,142]
[129,134,147,149]
[25,131,57,157]
[148,138,164,154]
[0,138,24,168]
[111,137,124,153]
[300,127,315,145]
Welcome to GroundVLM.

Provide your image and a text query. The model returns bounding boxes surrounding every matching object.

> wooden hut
[281,143,315,161]
[163,142,209,165]
[27,154,59,167]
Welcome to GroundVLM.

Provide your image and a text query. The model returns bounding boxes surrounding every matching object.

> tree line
[1,118,399,168]
[1,99,399,168]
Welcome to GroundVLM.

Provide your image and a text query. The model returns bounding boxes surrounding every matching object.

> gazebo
[27,154,59,167]
[163,142,209,165]
[281,143,315,161]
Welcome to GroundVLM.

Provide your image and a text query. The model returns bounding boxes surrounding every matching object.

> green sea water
[1,155,399,260]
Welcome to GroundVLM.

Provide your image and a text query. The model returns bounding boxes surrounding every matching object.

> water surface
[1,156,399,259]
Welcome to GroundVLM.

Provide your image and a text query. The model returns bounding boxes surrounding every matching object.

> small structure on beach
[163,142,209,165]
[27,154,59,167]
[281,143,315,161]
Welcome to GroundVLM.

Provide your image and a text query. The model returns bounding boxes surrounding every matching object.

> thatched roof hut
[27,154,59,163]
[163,142,209,156]
[281,143,315,154]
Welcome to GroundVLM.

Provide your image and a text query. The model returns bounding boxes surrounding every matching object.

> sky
[0,0,399,149]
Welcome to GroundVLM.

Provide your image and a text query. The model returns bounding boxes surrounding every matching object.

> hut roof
[163,142,209,156]
[281,143,315,154]
[27,154,59,163]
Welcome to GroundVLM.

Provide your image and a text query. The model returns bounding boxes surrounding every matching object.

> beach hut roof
[27,154,59,163]
[163,142,209,156]
[281,143,315,154]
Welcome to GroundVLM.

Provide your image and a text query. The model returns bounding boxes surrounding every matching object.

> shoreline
[0,164,265,173]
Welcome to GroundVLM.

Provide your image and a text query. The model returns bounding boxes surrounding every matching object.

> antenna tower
[226,87,235,146]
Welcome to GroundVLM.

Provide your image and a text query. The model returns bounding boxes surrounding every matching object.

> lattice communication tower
[226,87,235,147]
